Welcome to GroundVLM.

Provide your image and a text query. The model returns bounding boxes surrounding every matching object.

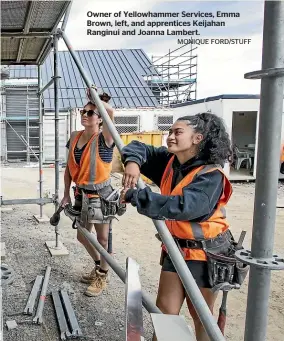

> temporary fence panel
[43,113,68,164]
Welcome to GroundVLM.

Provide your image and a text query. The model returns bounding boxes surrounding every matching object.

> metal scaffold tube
[237,2,284,341]
[54,34,60,247]
[77,226,161,315]
[38,65,43,218]
[60,29,225,341]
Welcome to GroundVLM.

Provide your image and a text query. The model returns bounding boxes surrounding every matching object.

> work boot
[81,266,110,284]
[84,270,108,297]
[80,266,98,284]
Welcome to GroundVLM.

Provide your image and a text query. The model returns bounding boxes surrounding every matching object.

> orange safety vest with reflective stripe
[68,131,112,191]
[160,156,233,261]
[281,144,284,163]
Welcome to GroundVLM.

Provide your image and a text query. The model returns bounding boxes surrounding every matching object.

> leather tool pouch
[206,247,249,288]
[97,186,126,219]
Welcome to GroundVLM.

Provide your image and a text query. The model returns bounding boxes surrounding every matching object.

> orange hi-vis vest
[68,131,112,192]
[281,143,284,163]
[160,156,233,261]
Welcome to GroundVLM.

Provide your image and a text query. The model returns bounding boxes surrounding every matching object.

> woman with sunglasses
[61,93,115,297]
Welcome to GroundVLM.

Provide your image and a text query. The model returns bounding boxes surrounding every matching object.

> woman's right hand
[60,194,71,207]
[122,162,140,188]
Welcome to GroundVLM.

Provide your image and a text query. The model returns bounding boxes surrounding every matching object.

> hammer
[49,206,64,226]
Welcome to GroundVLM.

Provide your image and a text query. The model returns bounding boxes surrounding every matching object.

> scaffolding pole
[235,2,284,341]
[54,33,60,247]
[38,65,43,218]
[60,29,225,341]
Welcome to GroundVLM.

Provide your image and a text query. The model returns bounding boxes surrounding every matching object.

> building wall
[174,98,284,179]
[0,90,7,161]
[43,112,69,163]
[75,107,175,132]
[222,99,260,139]
[172,100,223,122]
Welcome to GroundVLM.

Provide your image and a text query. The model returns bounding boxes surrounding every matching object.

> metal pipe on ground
[38,65,43,218]
[60,29,225,341]
[54,33,60,247]
[241,2,284,341]
[77,225,161,314]
[33,266,51,324]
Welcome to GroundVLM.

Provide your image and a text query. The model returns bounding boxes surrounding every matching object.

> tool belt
[160,229,249,290]
[96,185,126,219]
[174,230,233,251]
[75,185,126,225]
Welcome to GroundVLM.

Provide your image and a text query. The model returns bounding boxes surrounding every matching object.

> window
[155,115,173,131]
[114,115,140,134]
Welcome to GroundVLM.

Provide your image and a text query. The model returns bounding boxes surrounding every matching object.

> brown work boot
[84,270,108,297]
[80,266,98,284]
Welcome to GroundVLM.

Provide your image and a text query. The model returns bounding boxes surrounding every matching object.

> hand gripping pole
[60,29,225,341]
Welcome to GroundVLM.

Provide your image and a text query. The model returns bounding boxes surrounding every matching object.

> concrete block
[1,242,6,260]
[6,320,17,330]
[0,207,13,212]
[45,240,69,256]
[33,214,50,223]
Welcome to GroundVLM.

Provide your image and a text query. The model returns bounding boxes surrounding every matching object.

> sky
[60,0,265,99]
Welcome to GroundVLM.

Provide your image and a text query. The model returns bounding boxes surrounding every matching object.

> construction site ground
[1,164,284,341]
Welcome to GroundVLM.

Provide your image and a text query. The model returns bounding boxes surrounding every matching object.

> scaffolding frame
[145,44,197,107]
[1,1,284,341]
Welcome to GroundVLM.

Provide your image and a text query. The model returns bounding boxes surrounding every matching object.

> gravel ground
[1,165,284,341]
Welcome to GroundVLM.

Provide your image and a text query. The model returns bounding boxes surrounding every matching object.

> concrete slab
[45,240,69,256]
[151,313,195,341]
[0,207,13,212]
[6,320,17,330]
[1,242,6,260]
[33,214,50,223]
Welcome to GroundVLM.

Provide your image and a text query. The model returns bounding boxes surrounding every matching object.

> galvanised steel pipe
[61,29,225,341]
[78,226,161,315]
[38,65,43,218]
[54,34,60,247]
[243,2,284,341]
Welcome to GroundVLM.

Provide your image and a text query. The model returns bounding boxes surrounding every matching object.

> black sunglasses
[80,109,100,117]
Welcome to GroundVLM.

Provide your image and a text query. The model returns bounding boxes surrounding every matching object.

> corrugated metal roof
[1,0,70,65]
[7,49,159,109]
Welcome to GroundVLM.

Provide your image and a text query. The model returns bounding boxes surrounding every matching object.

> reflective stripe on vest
[89,136,97,184]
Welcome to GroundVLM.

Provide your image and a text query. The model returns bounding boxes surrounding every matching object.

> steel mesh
[114,115,140,134]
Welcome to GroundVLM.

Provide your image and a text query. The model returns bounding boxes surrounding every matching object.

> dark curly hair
[177,112,233,166]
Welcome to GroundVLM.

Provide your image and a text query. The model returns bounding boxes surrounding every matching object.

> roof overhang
[1,0,71,66]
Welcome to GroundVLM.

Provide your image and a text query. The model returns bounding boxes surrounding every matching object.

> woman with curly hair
[120,113,233,341]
